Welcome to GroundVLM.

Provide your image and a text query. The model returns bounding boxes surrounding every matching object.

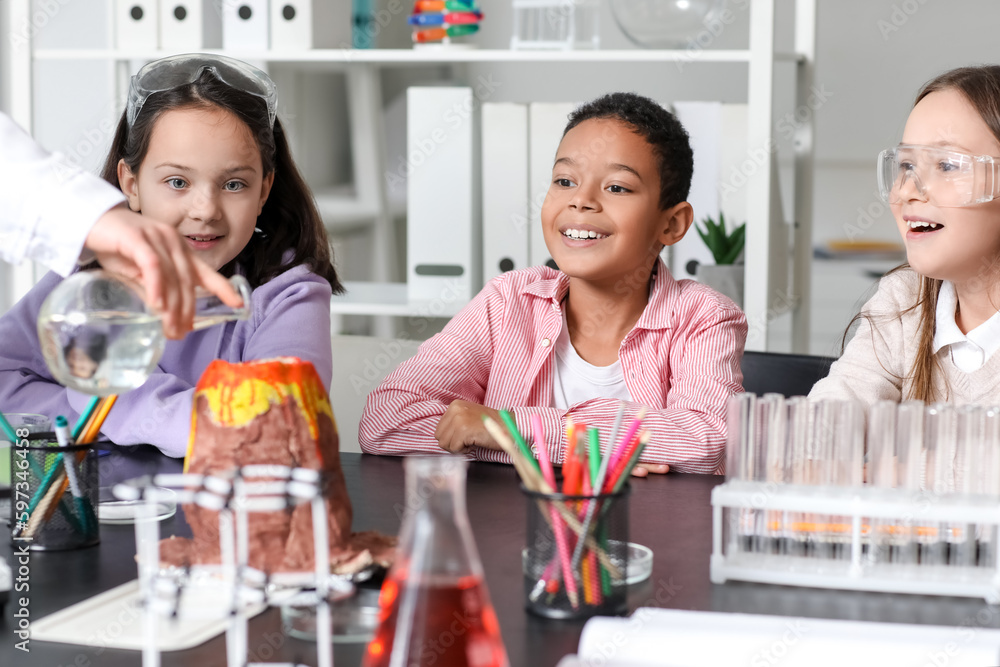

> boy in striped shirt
[360,92,747,474]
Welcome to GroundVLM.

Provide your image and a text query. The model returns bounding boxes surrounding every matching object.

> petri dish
[98,487,177,524]
[282,587,382,643]
[520,541,653,585]
[623,541,653,585]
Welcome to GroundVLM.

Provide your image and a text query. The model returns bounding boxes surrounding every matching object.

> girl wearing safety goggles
[0,54,343,457]
[812,65,1000,406]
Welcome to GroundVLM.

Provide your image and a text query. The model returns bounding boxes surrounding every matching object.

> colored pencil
[607,407,647,474]
[55,415,94,535]
[482,416,621,578]
[531,414,579,609]
[24,397,117,538]
[605,431,649,494]
[71,396,101,442]
[499,410,540,474]
[78,395,117,445]
[570,426,616,575]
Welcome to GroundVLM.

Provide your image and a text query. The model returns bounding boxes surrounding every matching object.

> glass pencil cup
[10,433,99,551]
[522,485,630,619]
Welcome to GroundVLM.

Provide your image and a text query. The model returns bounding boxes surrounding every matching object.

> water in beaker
[37,270,250,395]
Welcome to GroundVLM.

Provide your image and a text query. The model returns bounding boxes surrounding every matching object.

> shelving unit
[5,0,816,352]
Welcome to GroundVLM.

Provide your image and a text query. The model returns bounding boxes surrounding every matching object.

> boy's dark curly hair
[564,92,694,211]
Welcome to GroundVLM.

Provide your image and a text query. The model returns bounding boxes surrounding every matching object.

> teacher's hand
[85,205,242,339]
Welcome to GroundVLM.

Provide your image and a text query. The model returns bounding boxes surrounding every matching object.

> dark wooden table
[3,449,999,667]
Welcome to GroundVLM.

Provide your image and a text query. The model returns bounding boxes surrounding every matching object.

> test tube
[725,393,756,483]
[809,400,838,560]
[868,401,897,488]
[979,407,1000,567]
[831,400,864,560]
[952,405,982,567]
[784,397,811,557]
[867,401,897,565]
[837,400,865,488]
[922,403,956,566]
[757,393,786,554]
[895,400,924,565]
[725,393,756,555]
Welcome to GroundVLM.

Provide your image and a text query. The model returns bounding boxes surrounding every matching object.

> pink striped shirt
[359,259,747,474]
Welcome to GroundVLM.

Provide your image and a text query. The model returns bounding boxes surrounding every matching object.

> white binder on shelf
[270,0,312,49]
[406,87,480,305]
[527,102,576,269]
[270,0,343,49]
[669,101,723,280]
[159,1,222,50]
[222,0,269,50]
[115,0,159,50]
[481,103,529,283]
[270,1,344,49]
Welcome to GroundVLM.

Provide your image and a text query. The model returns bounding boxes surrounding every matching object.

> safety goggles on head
[877,144,1000,208]
[126,53,277,128]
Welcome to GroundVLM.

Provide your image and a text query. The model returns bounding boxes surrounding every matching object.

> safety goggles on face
[126,53,277,128]
[877,144,1000,208]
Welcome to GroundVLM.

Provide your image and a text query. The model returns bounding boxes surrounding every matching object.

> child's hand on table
[631,463,670,477]
[435,400,504,454]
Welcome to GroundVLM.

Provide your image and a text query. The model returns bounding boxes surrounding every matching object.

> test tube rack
[712,394,1000,603]
[710,480,1000,602]
[113,465,353,667]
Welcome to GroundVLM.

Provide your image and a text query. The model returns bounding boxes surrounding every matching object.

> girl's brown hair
[848,66,1000,402]
[99,68,343,293]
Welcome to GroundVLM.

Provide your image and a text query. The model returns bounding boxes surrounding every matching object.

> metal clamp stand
[114,465,353,667]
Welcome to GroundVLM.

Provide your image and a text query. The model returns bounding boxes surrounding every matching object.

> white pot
[695,264,744,309]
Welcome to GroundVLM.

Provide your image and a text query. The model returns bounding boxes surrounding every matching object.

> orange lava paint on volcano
[184,356,335,469]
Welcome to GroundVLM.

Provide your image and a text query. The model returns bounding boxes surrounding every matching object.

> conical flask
[37,270,250,395]
[363,456,509,667]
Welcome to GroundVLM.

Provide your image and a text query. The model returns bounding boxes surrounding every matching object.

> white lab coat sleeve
[0,112,126,276]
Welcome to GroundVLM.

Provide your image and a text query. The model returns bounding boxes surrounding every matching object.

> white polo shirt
[932,280,1000,372]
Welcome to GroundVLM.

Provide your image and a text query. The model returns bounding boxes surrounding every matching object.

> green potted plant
[694,212,746,308]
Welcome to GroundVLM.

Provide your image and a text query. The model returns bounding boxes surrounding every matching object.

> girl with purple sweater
[0,54,342,456]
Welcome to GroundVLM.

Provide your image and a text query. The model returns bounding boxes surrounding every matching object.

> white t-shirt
[932,280,1000,372]
[552,312,633,409]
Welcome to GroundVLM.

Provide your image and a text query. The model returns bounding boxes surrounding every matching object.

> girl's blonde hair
[851,66,1000,402]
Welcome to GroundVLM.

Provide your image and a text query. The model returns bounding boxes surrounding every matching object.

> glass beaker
[363,456,509,667]
[37,270,251,395]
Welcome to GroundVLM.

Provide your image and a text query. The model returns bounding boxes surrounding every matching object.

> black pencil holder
[10,432,99,551]
[522,484,630,619]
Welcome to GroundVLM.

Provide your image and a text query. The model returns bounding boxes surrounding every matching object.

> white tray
[32,579,264,651]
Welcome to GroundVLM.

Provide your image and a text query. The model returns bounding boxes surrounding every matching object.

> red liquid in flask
[364,572,509,667]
